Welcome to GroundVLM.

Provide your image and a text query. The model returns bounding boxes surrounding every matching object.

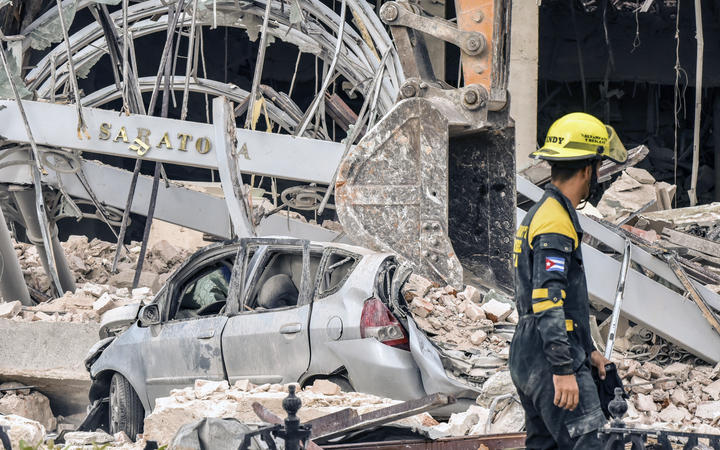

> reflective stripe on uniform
[532,299,564,313]
[531,288,566,300]
[565,319,574,331]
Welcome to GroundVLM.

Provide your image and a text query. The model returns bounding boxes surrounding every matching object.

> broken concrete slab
[480,299,512,322]
[695,401,720,420]
[635,393,657,412]
[0,414,45,448]
[0,390,56,431]
[64,430,115,445]
[658,404,690,424]
[0,319,100,416]
[0,300,21,319]
[308,379,342,396]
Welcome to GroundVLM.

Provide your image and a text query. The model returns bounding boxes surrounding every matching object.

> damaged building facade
[0,0,719,448]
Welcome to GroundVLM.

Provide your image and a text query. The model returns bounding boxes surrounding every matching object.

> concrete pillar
[13,189,76,294]
[0,207,32,305]
[508,0,539,171]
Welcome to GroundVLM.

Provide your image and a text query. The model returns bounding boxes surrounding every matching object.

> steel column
[0,207,33,305]
[12,189,76,294]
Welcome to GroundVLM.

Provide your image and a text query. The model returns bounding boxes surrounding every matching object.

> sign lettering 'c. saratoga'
[98,122,218,157]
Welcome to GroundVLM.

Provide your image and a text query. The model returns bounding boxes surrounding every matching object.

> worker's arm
[530,233,574,375]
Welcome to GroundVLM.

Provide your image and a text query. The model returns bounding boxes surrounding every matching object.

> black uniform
[509,184,606,449]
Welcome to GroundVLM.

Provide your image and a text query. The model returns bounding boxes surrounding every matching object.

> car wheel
[109,373,144,440]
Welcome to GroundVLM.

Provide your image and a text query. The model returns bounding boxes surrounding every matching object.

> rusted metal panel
[335,97,464,288]
[321,433,527,450]
[455,0,509,110]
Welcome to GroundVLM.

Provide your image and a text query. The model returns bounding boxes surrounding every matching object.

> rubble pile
[616,359,720,433]
[3,237,196,323]
[0,383,55,431]
[141,379,438,445]
[402,274,516,386]
[0,284,154,324]
[15,236,194,296]
[596,167,676,224]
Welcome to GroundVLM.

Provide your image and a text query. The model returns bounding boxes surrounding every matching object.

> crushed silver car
[84,237,479,438]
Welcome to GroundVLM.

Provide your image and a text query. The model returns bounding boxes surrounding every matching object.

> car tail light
[360,297,409,350]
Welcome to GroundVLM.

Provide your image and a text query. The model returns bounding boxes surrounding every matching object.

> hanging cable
[55,0,90,139]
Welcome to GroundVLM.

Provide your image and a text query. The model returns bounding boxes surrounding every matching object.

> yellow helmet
[531,112,627,164]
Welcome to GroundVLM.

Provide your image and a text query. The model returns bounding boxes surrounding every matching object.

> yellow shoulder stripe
[528,197,578,249]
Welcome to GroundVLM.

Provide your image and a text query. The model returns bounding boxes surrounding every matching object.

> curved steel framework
[24,0,402,122]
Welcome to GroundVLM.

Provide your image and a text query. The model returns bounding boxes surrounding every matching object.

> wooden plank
[661,228,720,259]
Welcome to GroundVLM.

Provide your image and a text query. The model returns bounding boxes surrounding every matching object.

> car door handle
[196,330,215,339]
[279,323,302,334]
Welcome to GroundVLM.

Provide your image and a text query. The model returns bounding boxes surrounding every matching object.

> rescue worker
[510,112,628,449]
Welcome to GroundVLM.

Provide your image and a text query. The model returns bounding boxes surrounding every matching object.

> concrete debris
[0,300,21,319]
[477,371,517,407]
[0,414,45,449]
[308,379,342,395]
[447,405,489,436]
[488,400,525,434]
[64,430,115,445]
[4,236,201,323]
[596,169,676,224]
[142,380,435,446]
[402,274,515,386]
[11,235,196,298]
[0,390,56,431]
[480,299,512,322]
[616,358,720,431]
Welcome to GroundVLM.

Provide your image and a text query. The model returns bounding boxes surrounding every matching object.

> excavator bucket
[335,97,515,290]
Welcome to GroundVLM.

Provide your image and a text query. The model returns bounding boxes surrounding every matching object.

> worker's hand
[590,350,612,380]
[552,374,579,411]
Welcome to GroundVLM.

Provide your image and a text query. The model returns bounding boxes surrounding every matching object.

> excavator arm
[335,0,515,290]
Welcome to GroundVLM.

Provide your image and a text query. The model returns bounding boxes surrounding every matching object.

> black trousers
[512,362,606,450]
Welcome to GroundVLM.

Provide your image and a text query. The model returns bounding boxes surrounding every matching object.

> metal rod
[689,0,704,206]
[132,162,161,289]
[0,206,33,305]
[605,239,632,359]
[0,41,65,297]
[55,0,89,139]
[296,0,347,136]
[122,0,130,114]
[111,159,141,273]
[147,0,184,115]
[244,0,274,129]
[133,2,179,289]
[180,0,199,121]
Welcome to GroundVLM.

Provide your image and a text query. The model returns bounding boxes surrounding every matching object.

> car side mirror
[138,304,160,327]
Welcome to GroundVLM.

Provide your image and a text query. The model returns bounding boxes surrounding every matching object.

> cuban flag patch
[545,257,565,272]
